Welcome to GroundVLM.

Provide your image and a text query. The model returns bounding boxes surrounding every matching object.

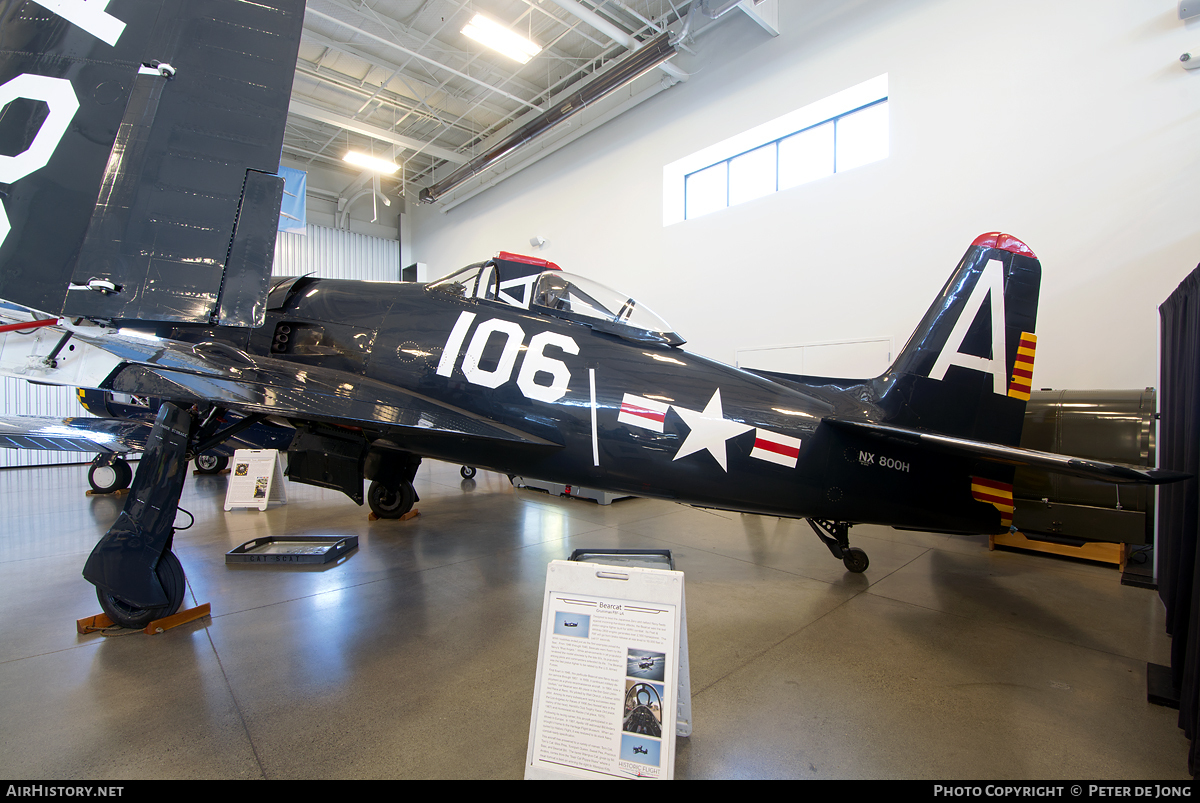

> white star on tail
[671,389,752,471]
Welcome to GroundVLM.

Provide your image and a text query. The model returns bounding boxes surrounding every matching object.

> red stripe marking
[973,491,1014,506]
[753,438,799,459]
[1012,367,1033,379]
[621,403,665,423]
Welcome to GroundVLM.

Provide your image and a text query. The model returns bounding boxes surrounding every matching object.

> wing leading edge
[23,322,562,451]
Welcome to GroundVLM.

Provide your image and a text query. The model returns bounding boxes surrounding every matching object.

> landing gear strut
[807,518,870,573]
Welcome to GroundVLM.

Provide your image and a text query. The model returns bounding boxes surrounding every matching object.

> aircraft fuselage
[215,278,1000,534]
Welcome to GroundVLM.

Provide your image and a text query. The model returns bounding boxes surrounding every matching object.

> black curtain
[1159,264,1200,774]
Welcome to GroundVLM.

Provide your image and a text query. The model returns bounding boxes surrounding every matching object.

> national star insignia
[671,388,752,472]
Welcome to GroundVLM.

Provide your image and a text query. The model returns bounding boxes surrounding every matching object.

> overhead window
[663,75,888,225]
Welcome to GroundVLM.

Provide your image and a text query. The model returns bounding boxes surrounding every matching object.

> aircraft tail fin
[0,0,304,327]
[873,232,1042,447]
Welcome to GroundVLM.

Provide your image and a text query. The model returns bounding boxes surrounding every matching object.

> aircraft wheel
[97,551,186,629]
[88,458,132,494]
[842,547,869,573]
[368,480,416,519]
[460,466,477,479]
[194,454,229,474]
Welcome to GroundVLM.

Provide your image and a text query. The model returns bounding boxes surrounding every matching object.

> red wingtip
[972,232,1036,259]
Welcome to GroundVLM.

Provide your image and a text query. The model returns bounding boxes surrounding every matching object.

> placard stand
[223,449,287,511]
[525,559,690,780]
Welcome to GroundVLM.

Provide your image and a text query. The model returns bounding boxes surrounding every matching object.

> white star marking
[671,389,752,472]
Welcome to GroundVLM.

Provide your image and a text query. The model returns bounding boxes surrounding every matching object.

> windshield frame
[529,271,684,346]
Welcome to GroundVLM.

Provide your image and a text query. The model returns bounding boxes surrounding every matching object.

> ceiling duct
[545,0,688,82]
[418,31,678,205]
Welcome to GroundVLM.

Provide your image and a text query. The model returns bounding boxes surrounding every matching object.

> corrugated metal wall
[0,225,399,468]
[273,224,400,281]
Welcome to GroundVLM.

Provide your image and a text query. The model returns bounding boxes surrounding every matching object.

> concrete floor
[0,459,1190,780]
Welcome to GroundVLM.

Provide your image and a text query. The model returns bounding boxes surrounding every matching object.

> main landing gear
[83,403,194,629]
[367,480,418,519]
[96,551,186,629]
[807,519,870,573]
[194,454,229,474]
[87,455,132,494]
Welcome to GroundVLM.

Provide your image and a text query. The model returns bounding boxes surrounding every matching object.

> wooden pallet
[76,603,211,635]
[367,508,419,522]
[990,530,1128,570]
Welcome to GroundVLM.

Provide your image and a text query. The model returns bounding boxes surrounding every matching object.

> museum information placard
[223,449,287,511]
[526,560,683,779]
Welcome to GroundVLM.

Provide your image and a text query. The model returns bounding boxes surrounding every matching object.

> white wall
[410,0,1200,390]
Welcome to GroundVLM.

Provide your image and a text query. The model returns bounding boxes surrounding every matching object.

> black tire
[842,547,869,573]
[97,550,186,629]
[194,454,229,474]
[88,458,132,494]
[460,466,477,479]
[368,480,416,519]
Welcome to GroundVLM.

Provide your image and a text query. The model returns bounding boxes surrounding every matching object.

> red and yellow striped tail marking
[1008,332,1036,401]
[971,477,1014,528]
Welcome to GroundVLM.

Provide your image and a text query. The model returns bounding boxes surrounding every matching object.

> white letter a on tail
[929,258,1008,395]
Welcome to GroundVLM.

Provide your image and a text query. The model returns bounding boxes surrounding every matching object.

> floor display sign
[223,449,288,511]
[525,559,688,779]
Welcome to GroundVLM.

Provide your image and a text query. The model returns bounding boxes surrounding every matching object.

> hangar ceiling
[285,0,771,210]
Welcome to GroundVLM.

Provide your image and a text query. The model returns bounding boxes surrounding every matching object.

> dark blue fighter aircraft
[0,0,1182,628]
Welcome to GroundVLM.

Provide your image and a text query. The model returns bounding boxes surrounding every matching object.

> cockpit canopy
[429,261,684,346]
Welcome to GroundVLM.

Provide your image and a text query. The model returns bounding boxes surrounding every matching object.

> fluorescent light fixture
[343,151,400,174]
[462,14,540,64]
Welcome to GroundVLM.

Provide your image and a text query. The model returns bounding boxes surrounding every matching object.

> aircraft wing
[0,409,296,457]
[0,415,152,454]
[826,418,1188,485]
[49,325,560,449]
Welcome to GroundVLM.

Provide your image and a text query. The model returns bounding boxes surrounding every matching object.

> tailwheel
[367,480,416,519]
[807,518,869,573]
[841,547,869,573]
[96,551,186,629]
[88,456,132,494]
[460,466,477,479]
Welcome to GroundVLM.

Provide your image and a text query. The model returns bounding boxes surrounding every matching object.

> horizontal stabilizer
[826,418,1189,485]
